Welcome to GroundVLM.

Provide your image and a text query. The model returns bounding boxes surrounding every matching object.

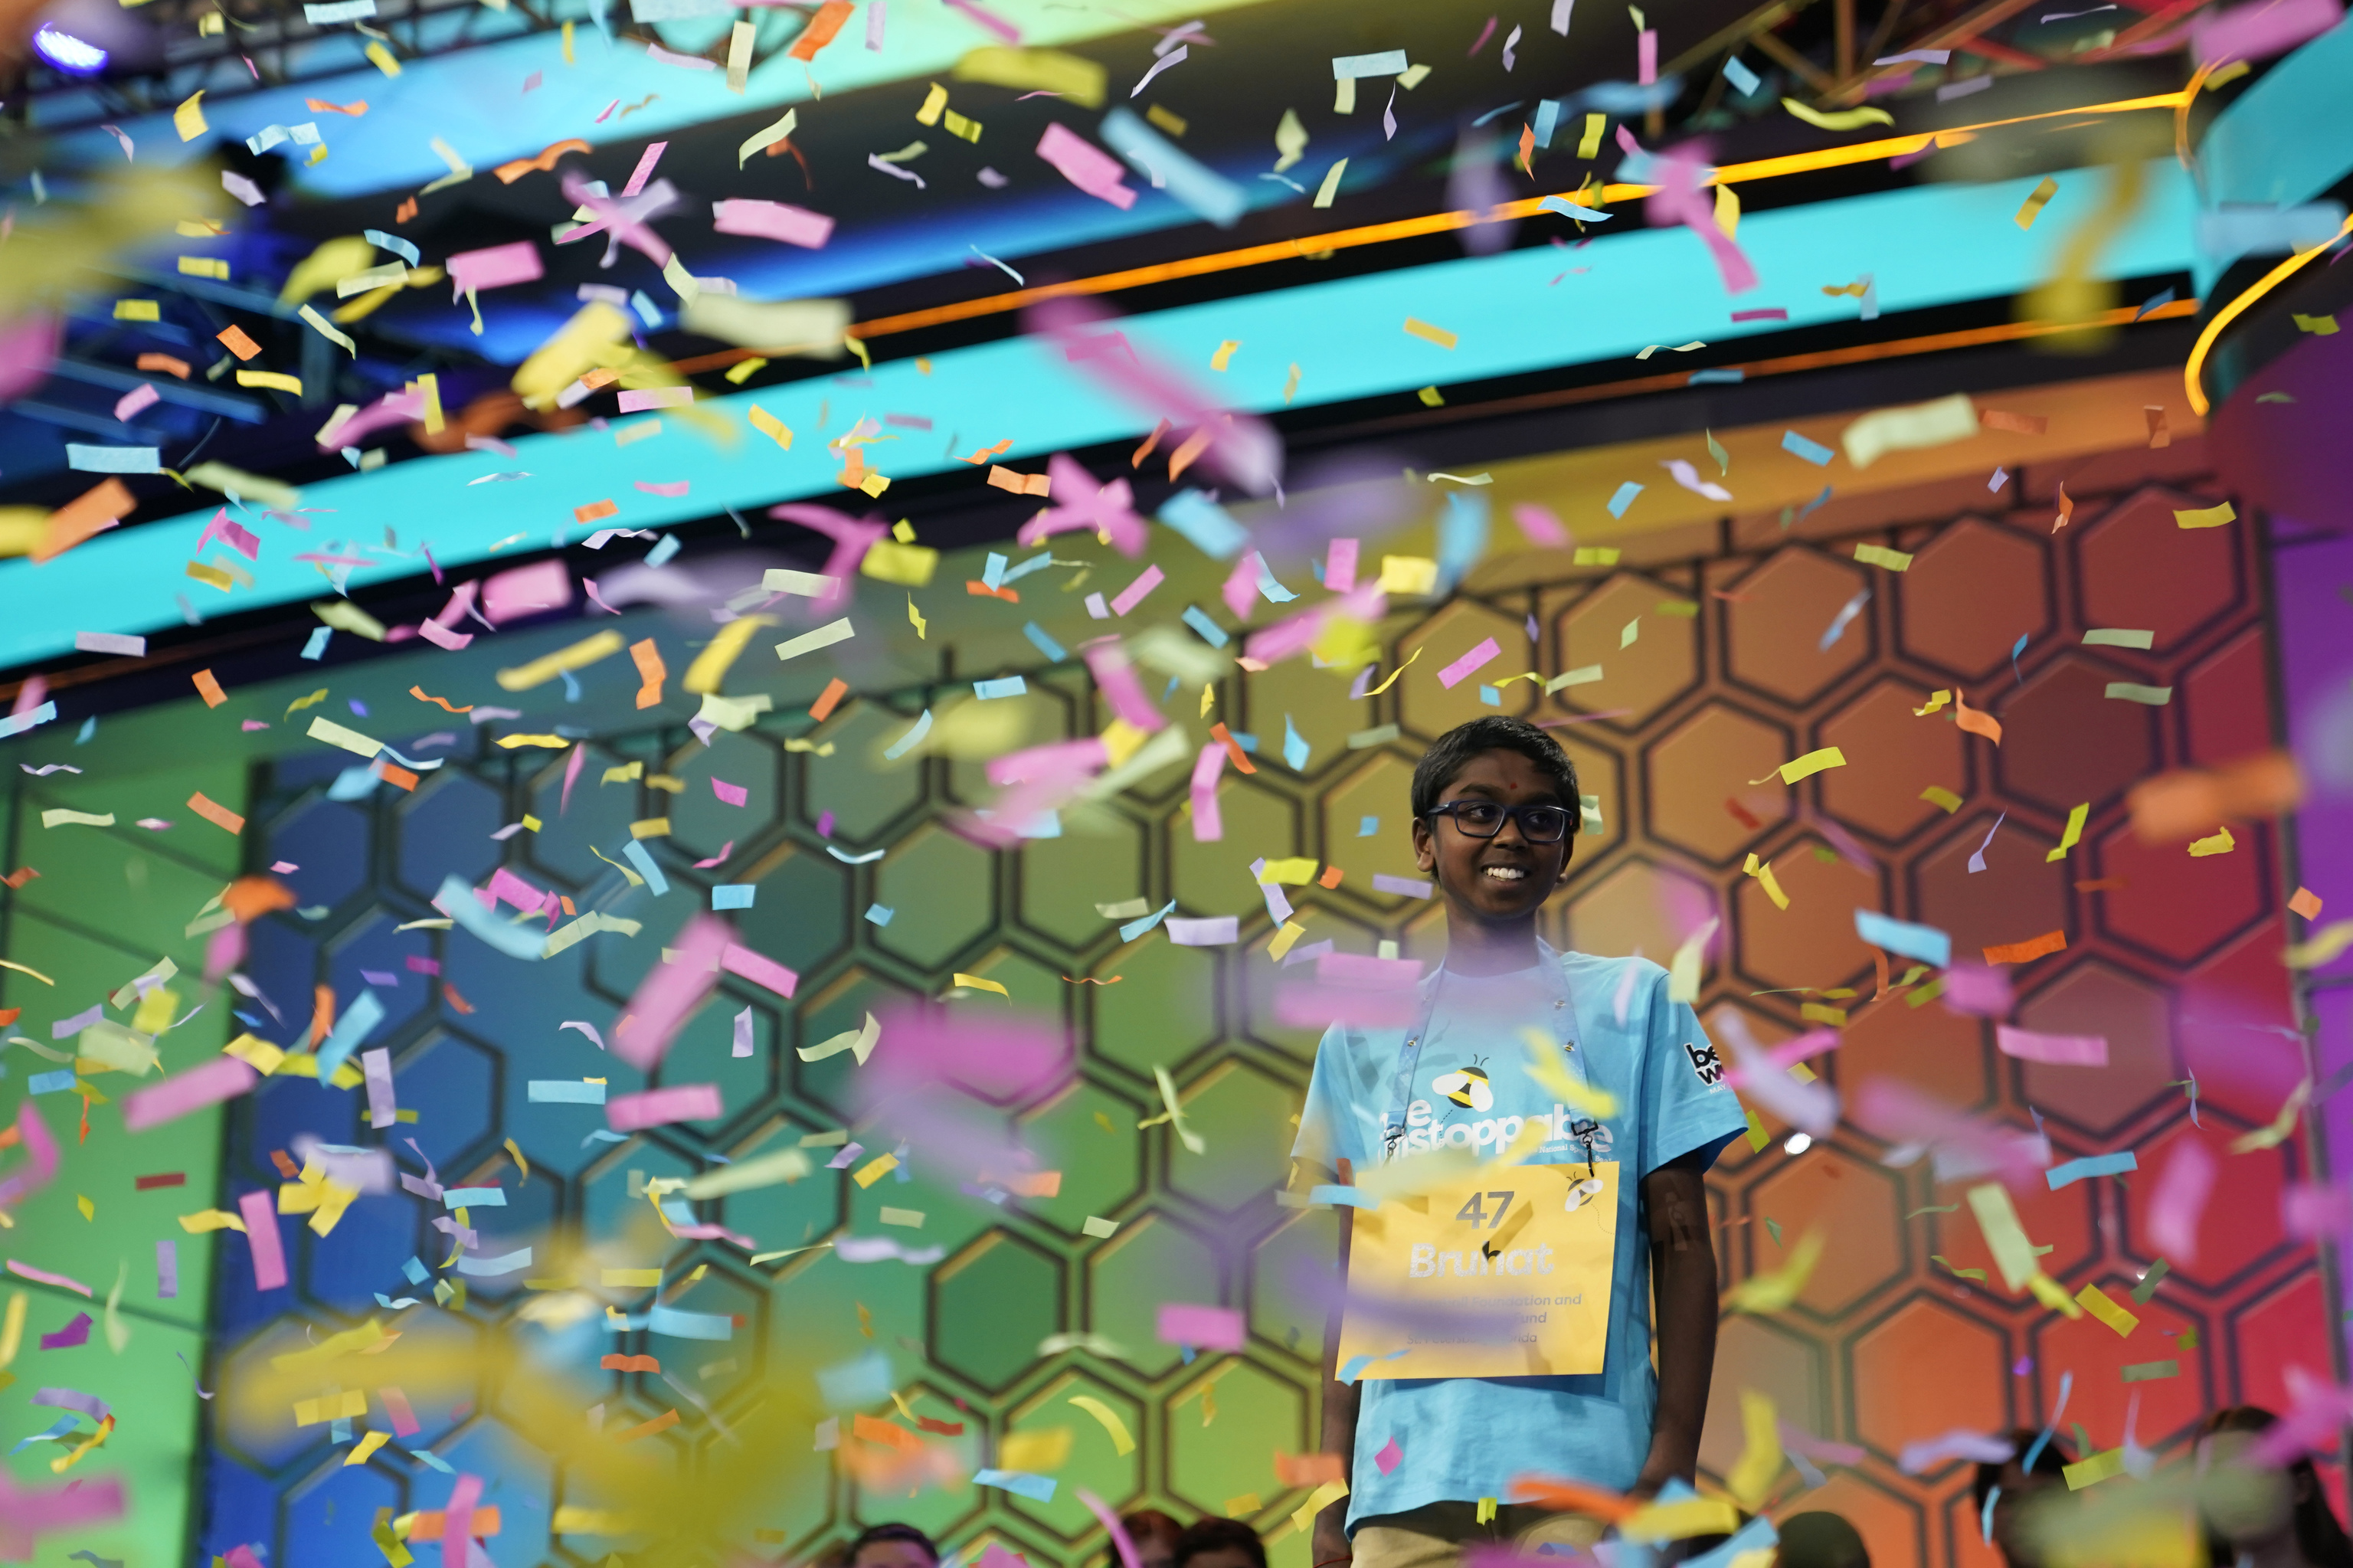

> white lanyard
[1382,940,1600,1168]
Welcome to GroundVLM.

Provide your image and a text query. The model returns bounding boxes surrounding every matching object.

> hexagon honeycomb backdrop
[195,427,2330,1568]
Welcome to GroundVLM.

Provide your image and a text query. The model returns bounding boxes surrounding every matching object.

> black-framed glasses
[1425,800,1573,843]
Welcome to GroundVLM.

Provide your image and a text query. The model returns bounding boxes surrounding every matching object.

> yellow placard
[1337,1160,1618,1380]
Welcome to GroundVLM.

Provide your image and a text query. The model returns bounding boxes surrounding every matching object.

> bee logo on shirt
[1684,1040,1726,1088]
[1432,1059,1494,1112]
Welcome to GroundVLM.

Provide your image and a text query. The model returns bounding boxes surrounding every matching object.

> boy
[1295,715,1748,1568]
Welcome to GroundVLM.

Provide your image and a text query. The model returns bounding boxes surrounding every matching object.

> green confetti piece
[2131,1259,2170,1304]
[2122,1360,2179,1383]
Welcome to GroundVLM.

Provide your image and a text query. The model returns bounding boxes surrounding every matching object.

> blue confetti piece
[1001,551,1055,584]
[865,904,895,926]
[27,1070,75,1095]
[1782,430,1837,465]
[1690,368,1746,384]
[402,1255,430,1284]
[1606,481,1644,519]
[316,987,387,1081]
[559,669,581,702]
[1436,491,1491,589]
[1159,490,1250,558]
[712,885,755,910]
[982,552,1009,591]
[1231,732,1257,753]
[974,676,1028,699]
[1254,555,1298,604]
[1723,54,1762,95]
[622,839,669,895]
[75,715,96,744]
[975,1470,1058,1503]
[2011,632,2028,686]
[528,1081,607,1103]
[301,627,332,660]
[1854,908,1952,968]
[1121,900,1177,941]
[2133,286,2178,321]
[645,533,680,568]
[411,1448,457,1474]
[1282,715,1311,771]
[1532,97,1562,147]
[1023,621,1067,662]
[9,1416,81,1454]
[2046,1151,2138,1190]
[1181,604,1229,648]
[1357,816,1379,836]
[348,698,368,717]
[1478,685,1502,707]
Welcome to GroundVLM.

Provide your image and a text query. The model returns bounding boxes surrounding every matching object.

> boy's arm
[1312,1157,1360,1565]
[1633,1149,1717,1498]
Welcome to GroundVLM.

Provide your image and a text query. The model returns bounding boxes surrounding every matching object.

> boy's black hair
[1409,715,1582,827]
[1173,1518,1268,1568]
[1969,1428,2076,1509]
[846,1524,939,1566]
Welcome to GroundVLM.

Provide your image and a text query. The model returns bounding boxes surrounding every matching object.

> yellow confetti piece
[629,817,671,837]
[1290,1479,1349,1534]
[1257,858,1319,885]
[1211,339,1242,371]
[681,614,774,696]
[2063,1447,2127,1491]
[1225,1494,1262,1517]
[496,629,626,692]
[75,1196,93,1222]
[113,300,162,322]
[2075,1283,2139,1337]
[1001,1426,1072,1471]
[1069,1394,1136,1455]
[2286,921,2353,967]
[505,1137,530,1184]
[236,369,302,394]
[726,357,769,384]
[1723,1229,1823,1313]
[853,1152,900,1187]
[1782,97,1893,132]
[951,973,1009,997]
[178,256,231,280]
[2189,825,2237,857]
[174,90,208,141]
[1573,546,1622,566]
[1578,113,1605,158]
[306,715,384,758]
[1268,921,1307,961]
[907,594,927,640]
[1743,853,1790,910]
[1312,158,1347,208]
[365,39,401,75]
[1520,1027,1617,1118]
[2231,1077,2309,1151]
[1854,542,1912,571]
[916,82,948,125]
[1625,1498,1742,1543]
[494,734,570,750]
[2046,802,2089,863]
[1921,785,1963,813]
[1377,555,1438,595]
[748,404,792,449]
[1726,1390,1782,1510]
[346,1429,391,1465]
[1476,1497,1500,1526]
[1359,647,1422,694]
[2014,175,2060,231]
[1752,747,1846,785]
[1403,316,1459,349]
[2175,501,2237,529]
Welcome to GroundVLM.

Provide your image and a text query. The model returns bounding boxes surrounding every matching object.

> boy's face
[1411,748,1576,924]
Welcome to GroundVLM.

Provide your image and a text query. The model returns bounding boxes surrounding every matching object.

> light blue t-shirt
[1291,944,1749,1530]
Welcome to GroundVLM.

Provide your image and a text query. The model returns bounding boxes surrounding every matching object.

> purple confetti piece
[157,1239,178,1300]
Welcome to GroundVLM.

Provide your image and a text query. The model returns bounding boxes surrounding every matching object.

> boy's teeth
[1483,866,1525,879]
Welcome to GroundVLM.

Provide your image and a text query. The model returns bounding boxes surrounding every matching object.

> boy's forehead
[1442,748,1563,797]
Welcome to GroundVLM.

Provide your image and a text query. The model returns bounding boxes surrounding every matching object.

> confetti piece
[1403,317,1459,349]
[1782,98,1893,131]
[2016,176,2060,228]
[2175,502,2237,529]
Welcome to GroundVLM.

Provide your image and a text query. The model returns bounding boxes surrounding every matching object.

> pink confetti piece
[197,509,262,561]
[113,382,159,423]
[607,1083,723,1132]
[1731,307,1788,322]
[621,140,668,196]
[1376,1436,1403,1474]
[712,197,836,249]
[722,942,798,998]
[418,620,473,651]
[617,386,695,411]
[1512,503,1569,547]
[1468,13,1497,52]
[1898,1429,2013,1474]
[1036,122,1137,209]
[123,1056,261,1132]
[481,559,571,624]
[1082,640,1168,732]
[634,480,690,497]
[2193,0,2341,64]
[445,239,545,298]
[1638,27,1658,82]
[1994,1025,2108,1066]
[644,41,715,68]
[611,915,730,1070]
[2283,1182,2353,1240]
[237,1188,287,1291]
[1156,1302,1245,1350]
[446,1474,483,1562]
[944,0,1019,41]
[2148,1138,2215,1265]
[561,741,587,815]
[712,777,748,806]
[694,841,734,868]
[7,1261,90,1298]
[380,1386,421,1435]
[1644,146,1759,296]
[1436,637,1501,689]
[100,123,134,160]
[733,1007,754,1058]
[1188,743,1226,842]
[1109,564,1164,616]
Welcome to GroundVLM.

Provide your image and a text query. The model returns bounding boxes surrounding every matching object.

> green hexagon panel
[931,1230,1067,1393]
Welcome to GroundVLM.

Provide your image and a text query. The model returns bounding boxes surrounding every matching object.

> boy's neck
[1444,915,1544,976]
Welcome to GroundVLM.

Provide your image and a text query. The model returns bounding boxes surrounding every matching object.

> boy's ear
[1411,816,1435,873]
[1556,836,1576,885]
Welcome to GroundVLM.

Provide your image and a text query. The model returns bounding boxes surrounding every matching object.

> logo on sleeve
[1684,1040,1727,1089]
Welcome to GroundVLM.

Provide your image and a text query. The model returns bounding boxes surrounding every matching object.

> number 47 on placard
[1455,1191,1516,1229]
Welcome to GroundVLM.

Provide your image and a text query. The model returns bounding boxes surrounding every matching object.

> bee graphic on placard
[1432,1057,1493,1112]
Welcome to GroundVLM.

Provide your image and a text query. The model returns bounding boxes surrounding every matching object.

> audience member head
[1173,1517,1268,1568]
[1971,1428,2076,1568]
[1121,1511,1185,1568]
[846,1524,938,1568]
[1777,1511,1870,1568]
[2197,1406,2353,1568]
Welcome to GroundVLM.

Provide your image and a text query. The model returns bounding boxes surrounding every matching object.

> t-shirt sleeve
[1292,1022,1368,1182]
[1638,970,1750,1176]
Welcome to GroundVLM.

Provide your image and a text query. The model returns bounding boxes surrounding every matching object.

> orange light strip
[836,90,2191,345]
[2184,217,2353,415]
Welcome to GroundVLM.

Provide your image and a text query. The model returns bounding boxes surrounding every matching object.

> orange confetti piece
[1318,865,1345,889]
[444,982,476,1015]
[375,762,419,792]
[850,1413,921,1451]
[1983,929,2067,965]
[599,1353,661,1373]
[493,137,591,183]
[192,669,227,708]
[1132,417,1173,468]
[965,581,1019,602]
[1954,690,2002,745]
[2291,886,2324,919]
[221,876,296,922]
[630,637,666,709]
[187,791,246,835]
[574,499,618,525]
[217,325,261,361]
[616,1409,680,1443]
[136,353,191,379]
[409,685,475,714]
[810,677,849,722]
[958,438,1014,465]
[394,197,418,224]
[786,0,853,58]
[406,1508,502,1540]
[35,479,134,564]
[1506,1477,1643,1521]
[1210,722,1257,775]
